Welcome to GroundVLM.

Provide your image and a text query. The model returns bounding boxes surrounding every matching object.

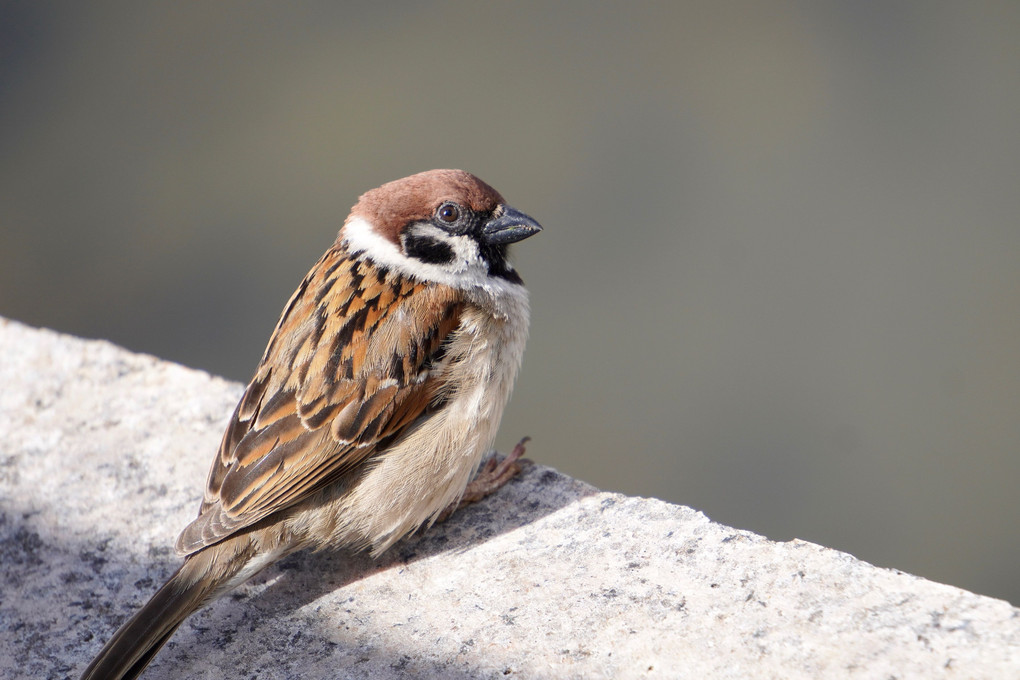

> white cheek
[410,223,485,274]
[342,216,521,299]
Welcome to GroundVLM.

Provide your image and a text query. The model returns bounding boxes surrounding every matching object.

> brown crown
[347,169,505,243]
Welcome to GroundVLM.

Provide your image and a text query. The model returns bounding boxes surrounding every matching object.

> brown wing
[175,246,462,555]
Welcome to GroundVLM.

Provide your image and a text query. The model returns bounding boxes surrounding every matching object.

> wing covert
[176,248,462,555]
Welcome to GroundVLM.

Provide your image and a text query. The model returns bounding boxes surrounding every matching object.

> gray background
[1,3,1017,604]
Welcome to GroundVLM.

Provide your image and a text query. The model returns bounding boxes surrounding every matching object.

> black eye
[437,203,461,223]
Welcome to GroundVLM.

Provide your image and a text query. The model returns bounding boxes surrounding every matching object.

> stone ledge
[1,316,1017,679]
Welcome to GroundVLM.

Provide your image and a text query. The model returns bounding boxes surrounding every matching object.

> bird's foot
[437,437,531,523]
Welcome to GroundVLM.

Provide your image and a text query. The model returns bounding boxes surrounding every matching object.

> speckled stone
[2,317,1018,679]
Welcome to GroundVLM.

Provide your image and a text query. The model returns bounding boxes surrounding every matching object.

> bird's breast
[304,288,530,555]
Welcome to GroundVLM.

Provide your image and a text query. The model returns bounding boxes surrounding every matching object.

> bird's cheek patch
[402,230,456,265]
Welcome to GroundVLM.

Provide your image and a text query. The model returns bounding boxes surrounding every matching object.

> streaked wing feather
[176,247,461,555]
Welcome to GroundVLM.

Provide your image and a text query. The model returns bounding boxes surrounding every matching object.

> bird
[80,169,542,679]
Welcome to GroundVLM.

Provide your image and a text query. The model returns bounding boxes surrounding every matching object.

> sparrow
[81,169,542,680]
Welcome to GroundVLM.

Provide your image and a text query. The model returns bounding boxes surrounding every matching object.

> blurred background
[1,3,1017,604]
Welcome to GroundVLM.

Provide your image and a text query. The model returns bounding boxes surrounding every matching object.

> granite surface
[1,317,1018,679]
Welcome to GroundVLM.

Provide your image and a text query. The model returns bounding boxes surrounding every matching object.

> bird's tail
[79,554,236,680]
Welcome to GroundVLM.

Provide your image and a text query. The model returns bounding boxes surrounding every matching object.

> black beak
[481,205,543,245]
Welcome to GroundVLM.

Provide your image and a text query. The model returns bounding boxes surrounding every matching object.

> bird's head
[341,169,542,288]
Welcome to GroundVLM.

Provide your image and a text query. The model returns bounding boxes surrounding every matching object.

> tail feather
[80,562,218,680]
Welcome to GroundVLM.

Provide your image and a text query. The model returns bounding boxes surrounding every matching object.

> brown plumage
[81,169,541,679]
[177,251,462,553]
